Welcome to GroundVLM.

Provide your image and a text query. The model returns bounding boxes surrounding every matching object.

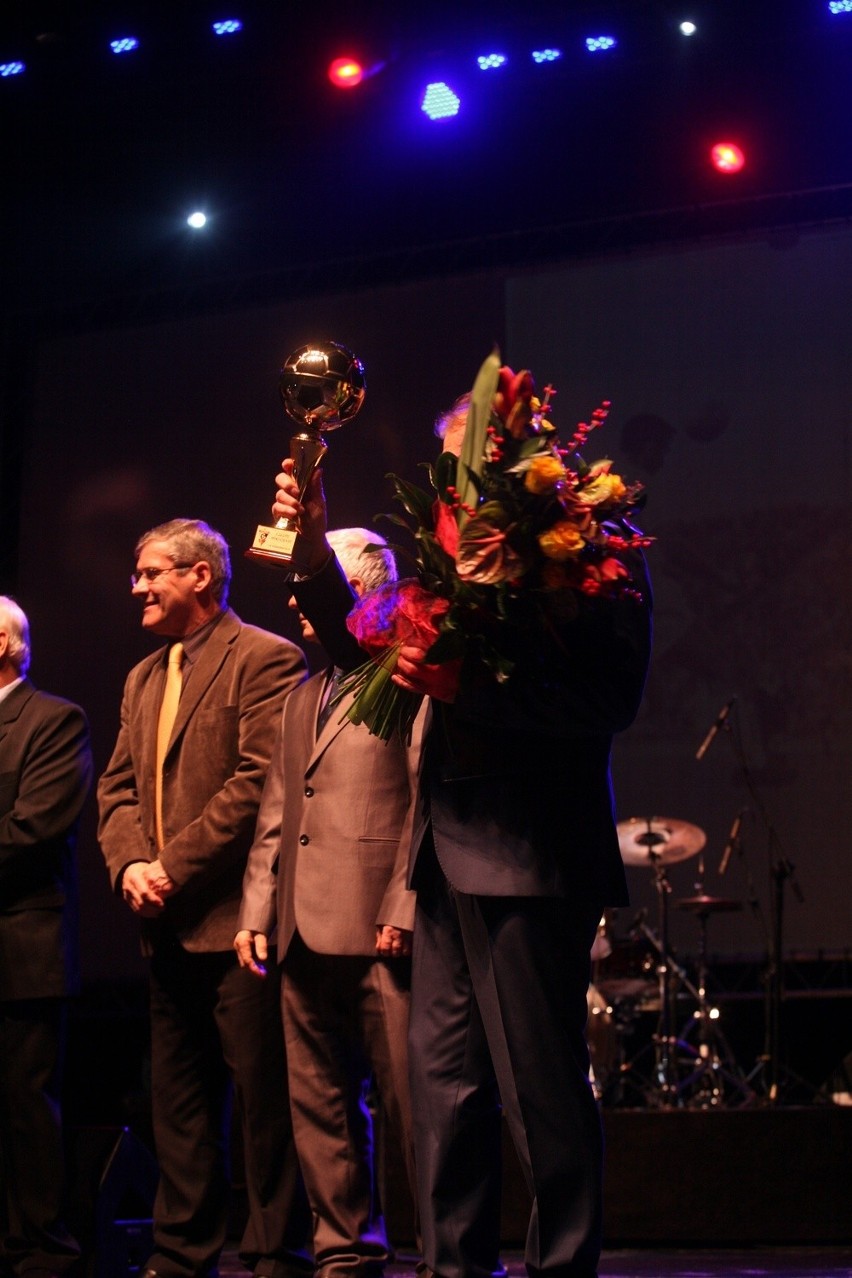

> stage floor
[219,1250,852,1277]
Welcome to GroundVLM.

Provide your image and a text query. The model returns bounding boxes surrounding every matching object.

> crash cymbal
[675,894,742,914]
[617,816,706,866]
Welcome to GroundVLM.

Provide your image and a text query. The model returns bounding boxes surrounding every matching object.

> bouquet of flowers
[335,349,652,740]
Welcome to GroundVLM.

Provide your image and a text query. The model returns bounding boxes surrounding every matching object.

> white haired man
[236,528,422,1278]
[0,595,93,1278]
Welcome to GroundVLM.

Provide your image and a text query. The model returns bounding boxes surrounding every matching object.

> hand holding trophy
[246,341,366,573]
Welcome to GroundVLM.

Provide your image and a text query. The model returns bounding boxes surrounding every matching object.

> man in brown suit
[1,595,93,1278]
[98,519,311,1278]
[235,528,422,1278]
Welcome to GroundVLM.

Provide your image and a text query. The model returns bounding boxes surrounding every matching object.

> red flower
[494,366,536,439]
[347,579,450,656]
[432,498,460,560]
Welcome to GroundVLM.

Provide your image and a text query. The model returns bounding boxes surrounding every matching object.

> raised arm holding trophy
[246,340,366,574]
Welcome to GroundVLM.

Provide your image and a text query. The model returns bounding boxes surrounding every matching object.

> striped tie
[155,642,184,851]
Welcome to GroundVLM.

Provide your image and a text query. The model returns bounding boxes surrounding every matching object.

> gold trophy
[246,341,366,573]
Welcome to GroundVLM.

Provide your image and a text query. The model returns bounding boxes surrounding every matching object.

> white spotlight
[679,20,697,36]
[187,211,208,229]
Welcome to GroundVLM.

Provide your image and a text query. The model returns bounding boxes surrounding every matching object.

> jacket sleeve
[291,554,363,671]
[97,676,151,888]
[236,709,285,936]
[0,699,93,869]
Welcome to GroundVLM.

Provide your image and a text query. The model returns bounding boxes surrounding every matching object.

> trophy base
[245,523,298,569]
[245,523,306,573]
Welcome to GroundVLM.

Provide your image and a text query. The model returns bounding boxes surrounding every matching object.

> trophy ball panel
[279,341,366,429]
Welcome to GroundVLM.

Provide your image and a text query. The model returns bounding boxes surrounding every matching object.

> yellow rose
[524,455,567,495]
[538,522,586,560]
[578,467,626,505]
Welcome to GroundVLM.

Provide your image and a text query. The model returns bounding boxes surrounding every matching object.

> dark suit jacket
[294,551,652,908]
[238,670,423,957]
[0,681,93,1000]
[97,609,307,952]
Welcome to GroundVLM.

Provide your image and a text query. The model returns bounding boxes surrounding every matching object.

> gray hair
[0,595,31,676]
[327,528,397,593]
[136,518,231,606]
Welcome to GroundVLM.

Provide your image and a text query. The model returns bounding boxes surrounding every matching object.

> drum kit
[587,815,755,1110]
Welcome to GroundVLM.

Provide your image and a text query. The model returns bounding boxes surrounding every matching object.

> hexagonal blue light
[829,0,852,12]
[421,82,461,121]
[477,53,507,71]
[212,19,243,35]
[0,61,25,76]
[532,48,562,64]
[110,37,139,54]
[586,35,617,52]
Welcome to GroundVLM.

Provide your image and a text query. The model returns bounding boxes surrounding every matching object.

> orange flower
[524,454,567,495]
[538,522,586,560]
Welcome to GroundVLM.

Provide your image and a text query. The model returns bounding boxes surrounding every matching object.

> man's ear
[193,560,213,593]
[348,574,365,599]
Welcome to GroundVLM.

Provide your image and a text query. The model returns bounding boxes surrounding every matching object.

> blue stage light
[0,60,25,76]
[421,82,461,121]
[532,48,562,64]
[110,37,139,54]
[829,0,852,12]
[212,19,243,35]
[477,53,507,70]
[586,35,617,52]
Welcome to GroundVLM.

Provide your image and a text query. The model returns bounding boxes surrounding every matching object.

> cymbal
[675,894,742,914]
[617,816,706,866]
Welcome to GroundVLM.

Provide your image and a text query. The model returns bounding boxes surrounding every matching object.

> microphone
[695,696,736,761]
[719,809,745,876]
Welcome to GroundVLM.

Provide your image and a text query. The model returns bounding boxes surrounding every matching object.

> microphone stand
[706,704,808,1105]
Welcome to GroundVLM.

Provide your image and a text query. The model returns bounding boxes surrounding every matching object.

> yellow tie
[155,642,184,851]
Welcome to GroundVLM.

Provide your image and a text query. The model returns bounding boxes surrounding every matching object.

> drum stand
[673,893,755,1109]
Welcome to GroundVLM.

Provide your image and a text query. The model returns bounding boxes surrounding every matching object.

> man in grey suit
[0,595,93,1278]
[235,527,422,1278]
[98,519,311,1278]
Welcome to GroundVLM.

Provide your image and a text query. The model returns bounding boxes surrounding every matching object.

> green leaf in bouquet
[457,348,501,523]
[387,473,435,525]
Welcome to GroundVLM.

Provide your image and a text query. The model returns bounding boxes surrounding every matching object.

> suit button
[304,786,314,797]
[299,834,309,845]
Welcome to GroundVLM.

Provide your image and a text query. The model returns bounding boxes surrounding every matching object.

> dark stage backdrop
[16,227,852,984]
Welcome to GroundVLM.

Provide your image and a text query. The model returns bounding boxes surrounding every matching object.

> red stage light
[328,56,364,89]
[710,142,745,174]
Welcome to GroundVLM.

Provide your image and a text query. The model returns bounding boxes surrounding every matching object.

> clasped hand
[122,859,176,916]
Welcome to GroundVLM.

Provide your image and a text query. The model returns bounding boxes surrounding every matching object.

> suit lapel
[0,680,33,749]
[309,674,352,768]
[167,611,236,751]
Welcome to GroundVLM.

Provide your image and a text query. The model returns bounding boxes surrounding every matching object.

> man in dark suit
[97,519,311,1278]
[270,404,652,1278]
[235,528,422,1278]
[0,594,93,1278]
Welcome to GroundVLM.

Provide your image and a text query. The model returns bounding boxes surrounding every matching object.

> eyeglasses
[130,564,192,588]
